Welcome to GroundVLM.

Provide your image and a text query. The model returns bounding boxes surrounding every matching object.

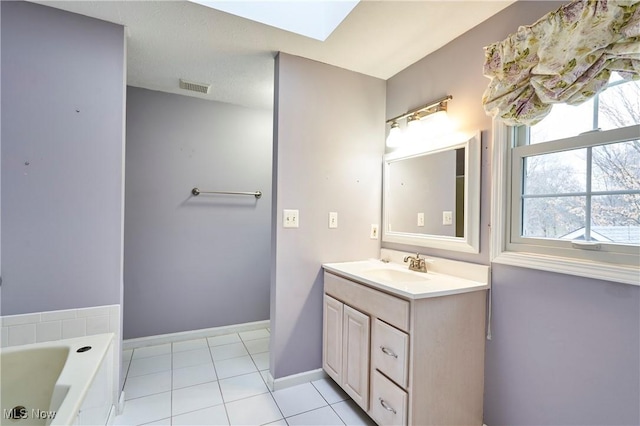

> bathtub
[1,333,114,426]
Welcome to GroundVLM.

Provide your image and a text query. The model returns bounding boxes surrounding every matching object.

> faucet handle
[404,253,422,263]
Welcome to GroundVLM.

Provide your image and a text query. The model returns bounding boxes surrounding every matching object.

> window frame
[490,118,640,286]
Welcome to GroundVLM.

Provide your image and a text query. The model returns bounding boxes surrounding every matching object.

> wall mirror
[382,132,480,253]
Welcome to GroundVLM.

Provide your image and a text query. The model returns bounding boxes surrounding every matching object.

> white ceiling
[34,0,514,109]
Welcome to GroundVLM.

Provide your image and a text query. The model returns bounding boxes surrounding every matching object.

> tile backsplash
[1,304,120,347]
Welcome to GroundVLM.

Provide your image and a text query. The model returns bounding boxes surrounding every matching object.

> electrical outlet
[329,212,338,229]
[443,211,453,225]
[283,209,299,228]
[370,224,379,239]
[417,212,425,227]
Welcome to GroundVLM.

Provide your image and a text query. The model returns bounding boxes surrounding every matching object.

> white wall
[270,53,385,379]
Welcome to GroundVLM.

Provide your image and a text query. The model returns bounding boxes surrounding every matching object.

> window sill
[492,250,639,286]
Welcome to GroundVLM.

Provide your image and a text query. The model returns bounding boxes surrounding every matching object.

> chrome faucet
[404,253,427,272]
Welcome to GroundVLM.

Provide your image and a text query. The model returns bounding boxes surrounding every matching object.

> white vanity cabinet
[323,295,371,410]
[322,265,488,426]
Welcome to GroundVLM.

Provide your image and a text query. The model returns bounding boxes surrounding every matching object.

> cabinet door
[342,304,370,411]
[322,295,343,383]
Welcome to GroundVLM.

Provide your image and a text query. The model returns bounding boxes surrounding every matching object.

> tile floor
[114,328,376,426]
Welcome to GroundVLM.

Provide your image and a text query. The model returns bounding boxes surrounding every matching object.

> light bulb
[405,114,423,143]
[386,121,402,147]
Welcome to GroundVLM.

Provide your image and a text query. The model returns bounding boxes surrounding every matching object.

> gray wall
[1,1,125,315]
[388,150,456,236]
[385,1,640,424]
[124,87,272,339]
[271,53,385,378]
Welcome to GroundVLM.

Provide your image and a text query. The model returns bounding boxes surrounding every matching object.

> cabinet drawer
[324,272,409,332]
[371,370,407,426]
[372,319,409,388]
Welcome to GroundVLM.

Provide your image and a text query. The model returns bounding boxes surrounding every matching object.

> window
[493,76,640,284]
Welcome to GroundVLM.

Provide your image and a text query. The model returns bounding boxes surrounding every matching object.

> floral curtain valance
[482,0,640,126]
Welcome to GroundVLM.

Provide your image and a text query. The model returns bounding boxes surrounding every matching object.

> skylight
[189,1,360,41]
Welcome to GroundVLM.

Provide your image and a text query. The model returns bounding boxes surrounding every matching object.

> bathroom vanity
[322,251,490,426]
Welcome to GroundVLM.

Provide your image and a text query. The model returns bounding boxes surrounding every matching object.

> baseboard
[123,320,270,350]
[271,368,327,391]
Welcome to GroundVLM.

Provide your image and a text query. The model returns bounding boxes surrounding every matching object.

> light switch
[370,224,379,239]
[329,212,338,229]
[443,211,453,225]
[283,209,299,228]
[417,212,425,227]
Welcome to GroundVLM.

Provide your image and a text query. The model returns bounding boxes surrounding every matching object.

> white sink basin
[322,258,490,299]
[362,268,429,283]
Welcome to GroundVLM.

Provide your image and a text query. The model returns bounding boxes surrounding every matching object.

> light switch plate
[370,224,379,239]
[329,212,338,229]
[283,209,299,228]
[443,211,453,225]
[417,212,425,227]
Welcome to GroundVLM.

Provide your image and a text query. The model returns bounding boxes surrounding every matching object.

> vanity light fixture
[385,95,452,147]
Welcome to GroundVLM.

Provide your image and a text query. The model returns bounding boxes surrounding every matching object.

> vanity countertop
[322,258,489,300]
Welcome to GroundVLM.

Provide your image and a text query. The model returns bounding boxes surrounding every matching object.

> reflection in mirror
[387,148,465,237]
[383,132,480,253]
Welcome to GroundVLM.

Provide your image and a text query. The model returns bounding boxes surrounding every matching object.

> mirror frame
[382,131,480,253]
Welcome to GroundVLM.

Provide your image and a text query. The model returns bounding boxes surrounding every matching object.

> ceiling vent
[179,79,211,94]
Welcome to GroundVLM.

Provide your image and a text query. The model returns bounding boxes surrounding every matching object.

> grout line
[170,401,227,423]
[327,403,348,426]
[122,387,172,403]
[207,338,231,426]
[266,392,287,424]
[310,380,354,426]
[284,404,343,425]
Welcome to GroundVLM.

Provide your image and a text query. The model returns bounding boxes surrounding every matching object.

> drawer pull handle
[379,398,397,414]
[380,346,398,358]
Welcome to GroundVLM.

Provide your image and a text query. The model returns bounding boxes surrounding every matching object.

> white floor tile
[124,370,171,400]
[210,342,249,361]
[172,404,229,426]
[312,378,348,404]
[219,372,269,403]
[286,406,344,426]
[215,355,258,379]
[272,382,327,417]
[225,393,283,426]
[173,338,208,353]
[263,420,288,426]
[123,349,134,362]
[251,352,269,371]
[173,347,213,369]
[331,400,376,426]
[208,333,241,347]
[172,381,224,416]
[239,329,270,341]
[113,392,171,425]
[244,338,269,354]
[173,363,217,389]
[128,354,172,378]
[132,344,172,360]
